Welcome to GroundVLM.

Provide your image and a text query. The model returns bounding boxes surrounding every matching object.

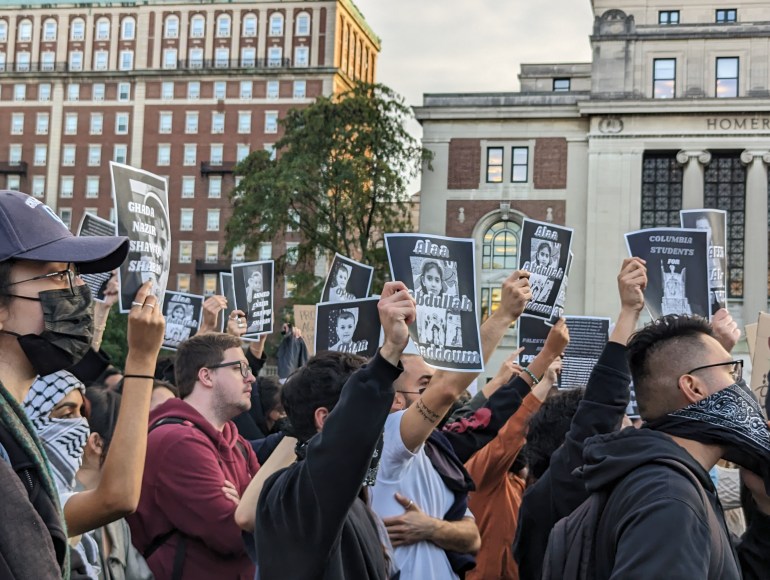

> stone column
[740,150,770,324]
[676,150,712,209]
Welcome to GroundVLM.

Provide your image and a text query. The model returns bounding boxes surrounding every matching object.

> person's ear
[313,407,329,432]
[391,392,406,412]
[86,432,103,458]
[678,373,710,404]
[198,367,215,389]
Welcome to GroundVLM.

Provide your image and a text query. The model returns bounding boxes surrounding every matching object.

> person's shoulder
[610,462,709,517]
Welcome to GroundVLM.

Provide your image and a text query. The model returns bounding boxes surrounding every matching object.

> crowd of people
[1,189,770,580]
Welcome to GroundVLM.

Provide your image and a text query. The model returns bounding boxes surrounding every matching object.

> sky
[352,0,596,193]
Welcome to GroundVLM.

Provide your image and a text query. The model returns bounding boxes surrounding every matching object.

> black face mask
[2,285,94,376]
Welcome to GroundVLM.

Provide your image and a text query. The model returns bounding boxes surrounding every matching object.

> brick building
[417,0,770,379]
[0,0,378,298]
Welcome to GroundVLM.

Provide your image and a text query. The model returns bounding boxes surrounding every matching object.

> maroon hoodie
[128,398,259,580]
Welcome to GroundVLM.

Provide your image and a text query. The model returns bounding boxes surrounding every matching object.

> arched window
[190,14,205,37]
[43,18,57,41]
[0,20,8,42]
[70,18,85,41]
[18,19,33,41]
[121,17,135,40]
[480,219,521,321]
[164,15,179,38]
[216,14,231,37]
[295,12,310,36]
[95,17,110,40]
[269,13,284,36]
[242,14,257,37]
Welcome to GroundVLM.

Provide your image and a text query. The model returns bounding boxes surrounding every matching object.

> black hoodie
[579,427,770,580]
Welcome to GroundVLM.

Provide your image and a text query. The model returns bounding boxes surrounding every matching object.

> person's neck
[669,435,724,472]
[184,393,227,432]
[0,353,36,403]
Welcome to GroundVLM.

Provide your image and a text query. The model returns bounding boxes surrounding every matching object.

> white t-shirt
[370,410,459,580]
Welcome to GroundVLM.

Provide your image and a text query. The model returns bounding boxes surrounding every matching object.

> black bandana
[646,379,770,494]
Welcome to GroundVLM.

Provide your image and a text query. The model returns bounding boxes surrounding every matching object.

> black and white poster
[385,234,483,372]
[321,253,374,303]
[680,210,728,315]
[76,212,116,302]
[549,252,574,325]
[162,291,203,350]
[110,162,171,313]
[219,272,236,332]
[232,260,274,336]
[625,228,710,320]
[517,315,552,367]
[626,383,640,420]
[560,316,611,390]
[315,298,381,358]
[519,219,574,320]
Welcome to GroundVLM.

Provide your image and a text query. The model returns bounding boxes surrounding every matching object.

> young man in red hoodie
[128,333,260,580]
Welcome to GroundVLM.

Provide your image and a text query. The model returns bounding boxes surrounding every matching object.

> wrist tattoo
[415,399,440,424]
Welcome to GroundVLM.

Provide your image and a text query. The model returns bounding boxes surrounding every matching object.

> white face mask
[35,416,90,493]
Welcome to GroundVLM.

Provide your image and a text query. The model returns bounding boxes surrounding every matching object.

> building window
[14,84,26,102]
[159,112,173,134]
[179,241,192,263]
[64,113,78,135]
[32,176,45,198]
[92,83,105,102]
[7,175,20,191]
[190,15,205,38]
[553,78,570,92]
[113,144,127,164]
[716,57,739,98]
[36,113,49,135]
[187,81,200,100]
[177,273,191,293]
[183,144,197,166]
[162,82,174,100]
[267,81,280,99]
[286,242,299,266]
[40,51,55,71]
[259,243,272,261]
[207,209,220,231]
[294,46,309,67]
[10,113,23,135]
[486,147,504,183]
[269,13,284,36]
[217,15,231,37]
[86,176,100,198]
[16,52,31,72]
[212,112,225,133]
[0,20,9,42]
[238,112,252,134]
[180,208,194,231]
[164,16,179,38]
[208,176,222,198]
[121,17,136,40]
[481,220,522,319]
[157,144,171,166]
[38,84,51,102]
[659,10,680,24]
[640,152,683,229]
[163,49,178,69]
[214,81,227,100]
[203,274,217,296]
[215,48,229,68]
[205,241,219,263]
[232,244,246,263]
[88,145,101,166]
[242,14,257,37]
[653,58,676,99]
[241,47,256,68]
[284,276,296,298]
[94,50,109,71]
[70,18,84,40]
[716,9,737,23]
[0,52,5,72]
[210,144,223,165]
[42,18,58,41]
[265,112,278,134]
[511,147,529,182]
[240,81,253,99]
[59,208,72,229]
[704,154,745,298]
[115,113,129,135]
[185,112,199,134]
[9,145,22,165]
[18,18,32,41]
[120,50,134,71]
[69,51,83,71]
[181,176,195,198]
[296,12,310,36]
[118,82,131,101]
[95,17,110,40]
[293,80,306,99]
[62,145,76,166]
[268,47,283,67]
[264,144,276,161]
[90,113,103,135]
[287,208,300,232]
[34,145,47,166]
[237,144,250,162]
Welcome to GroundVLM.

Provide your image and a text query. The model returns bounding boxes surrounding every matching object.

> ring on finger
[143,302,156,309]
[131,301,143,308]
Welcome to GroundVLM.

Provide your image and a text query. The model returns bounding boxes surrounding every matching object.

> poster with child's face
[232,260,274,336]
[162,291,204,350]
[315,298,380,359]
[321,253,374,303]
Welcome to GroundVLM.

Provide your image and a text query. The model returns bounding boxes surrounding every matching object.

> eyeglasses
[3,263,80,295]
[207,360,252,379]
[396,387,427,396]
[686,359,743,383]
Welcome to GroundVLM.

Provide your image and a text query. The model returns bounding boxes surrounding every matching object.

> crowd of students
[1,189,770,580]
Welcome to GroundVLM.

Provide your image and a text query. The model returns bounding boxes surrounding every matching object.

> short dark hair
[175,333,243,398]
[0,259,15,308]
[256,376,281,416]
[627,315,715,419]
[281,351,366,442]
[84,387,121,466]
[524,388,584,482]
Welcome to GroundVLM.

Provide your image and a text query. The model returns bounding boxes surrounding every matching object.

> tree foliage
[226,82,431,295]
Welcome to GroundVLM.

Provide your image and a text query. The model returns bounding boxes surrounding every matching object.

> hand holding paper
[499,270,532,322]
[711,308,741,353]
[378,281,416,366]
[543,318,570,358]
[200,295,228,334]
[618,258,647,314]
[126,281,165,363]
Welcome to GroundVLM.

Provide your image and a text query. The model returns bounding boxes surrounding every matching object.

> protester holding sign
[321,254,373,303]
[232,261,274,336]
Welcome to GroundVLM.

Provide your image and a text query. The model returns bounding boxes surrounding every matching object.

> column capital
[740,150,770,165]
[676,150,711,165]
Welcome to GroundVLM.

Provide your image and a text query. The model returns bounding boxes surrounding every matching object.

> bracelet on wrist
[123,374,155,381]
[522,367,541,385]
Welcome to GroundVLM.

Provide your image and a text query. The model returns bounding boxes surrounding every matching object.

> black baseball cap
[0,191,128,274]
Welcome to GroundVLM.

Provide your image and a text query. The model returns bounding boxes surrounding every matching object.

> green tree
[226,82,431,297]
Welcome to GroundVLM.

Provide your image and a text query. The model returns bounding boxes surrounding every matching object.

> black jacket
[255,352,401,580]
[514,341,630,580]
[581,427,770,579]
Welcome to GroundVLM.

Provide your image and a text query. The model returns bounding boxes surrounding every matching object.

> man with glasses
[128,333,260,580]
[562,314,770,579]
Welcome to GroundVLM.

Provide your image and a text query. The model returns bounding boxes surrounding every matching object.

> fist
[544,318,570,356]
[500,270,532,320]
